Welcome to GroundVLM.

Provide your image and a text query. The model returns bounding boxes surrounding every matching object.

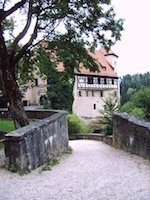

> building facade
[22,72,47,106]
[22,48,119,121]
[72,48,119,122]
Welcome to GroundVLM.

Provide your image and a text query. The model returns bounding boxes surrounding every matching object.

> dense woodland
[120,72,150,105]
[120,72,150,121]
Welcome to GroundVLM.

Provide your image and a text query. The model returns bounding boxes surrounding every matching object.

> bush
[43,99,51,109]
[120,87,150,121]
[67,114,90,135]
[88,119,102,133]
[120,101,135,113]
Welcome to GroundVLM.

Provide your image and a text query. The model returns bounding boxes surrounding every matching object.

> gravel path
[0,140,150,200]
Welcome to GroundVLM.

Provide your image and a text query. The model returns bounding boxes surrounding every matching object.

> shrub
[88,119,102,133]
[67,114,90,135]
[120,101,135,113]
[43,100,51,109]
[120,87,150,121]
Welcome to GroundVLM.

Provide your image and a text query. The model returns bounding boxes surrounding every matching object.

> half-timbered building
[72,48,119,122]
[21,48,119,122]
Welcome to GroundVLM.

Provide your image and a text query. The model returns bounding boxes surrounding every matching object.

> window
[98,77,101,84]
[87,76,93,84]
[100,91,103,97]
[102,66,106,71]
[112,79,114,85]
[35,78,38,86]
[104,78,107,85]
[86,91,88,97]
[93,104,96,110]
[78,91,82,97]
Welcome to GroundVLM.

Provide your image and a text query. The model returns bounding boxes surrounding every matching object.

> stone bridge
[0,139,150,200]
[0,111,150,199]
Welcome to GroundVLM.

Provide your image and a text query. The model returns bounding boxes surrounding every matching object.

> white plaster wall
[72,76,118,119]
[73,91,104,118]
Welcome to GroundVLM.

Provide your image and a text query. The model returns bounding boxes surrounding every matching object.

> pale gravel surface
[0,140,150,200]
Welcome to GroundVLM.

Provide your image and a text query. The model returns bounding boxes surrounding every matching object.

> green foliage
[9,164,17,173]
[120,72,150,105]
[42,164,52,171]
[18,170,29,176]
[43,99,51,109]
[0,141,4,150]
[47,72,74,112]
[17,50,37,86]
[131,108,145,119]
[51,159,59,167]
[120,87,150,121]
[67,114,90,135]
[36,46,74,112]
[41,159,59,172]
[0,0,123,127]
[9,165,28,175]
[33,0,124,81]
[120,101,134,113]
[2,0,123,70]
[100,92,119,135]
[36,46,57,77]
[2,17,15,35]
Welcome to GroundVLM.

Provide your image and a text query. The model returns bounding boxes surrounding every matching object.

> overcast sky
[11,0,150,77]
[111,0,150,77]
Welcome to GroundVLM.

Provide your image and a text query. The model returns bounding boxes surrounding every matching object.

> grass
[0,119,35,133]
[0,142,4,150]
[0,119,15,133]
[0,119,35,150]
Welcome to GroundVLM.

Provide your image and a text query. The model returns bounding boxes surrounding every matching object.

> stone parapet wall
[0,108,57,119]
[5,110,68,171]
[69,133,113,146]
[113,113,150,160]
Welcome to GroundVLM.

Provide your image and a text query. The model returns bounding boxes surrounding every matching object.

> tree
[120,87,150,121]
[36,46,74,112]
[0,0,123,128]
[99,91,119,135]
[47,72,74,112]
[120,72,150,105]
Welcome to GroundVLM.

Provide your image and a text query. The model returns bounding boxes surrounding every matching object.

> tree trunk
[0,24,29,128]
[1,64,29,128]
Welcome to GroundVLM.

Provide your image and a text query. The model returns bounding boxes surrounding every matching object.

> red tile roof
[57,48,118,78]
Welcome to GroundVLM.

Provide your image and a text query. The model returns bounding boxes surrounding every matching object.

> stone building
[22,70,47,106]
